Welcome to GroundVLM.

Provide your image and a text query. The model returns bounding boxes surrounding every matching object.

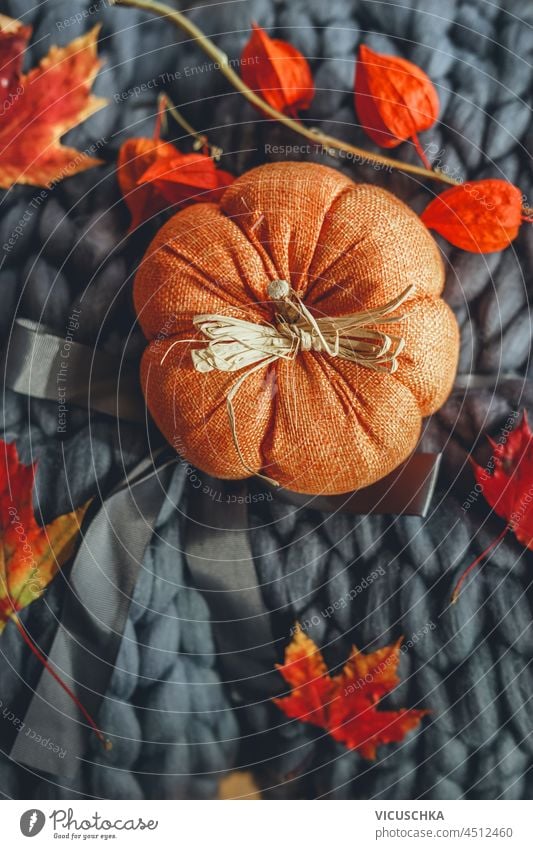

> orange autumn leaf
[354,44,438,167]
[241,22,314,117]
[0,17,107,189]
[0,440,88,632]
[421,180,523,253]
[274,626,427,760]
[453,412,533,602]
[117,137,234,230]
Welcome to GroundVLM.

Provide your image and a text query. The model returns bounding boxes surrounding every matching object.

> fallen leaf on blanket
[354,44,438,167]
[0,17,106,188]
[274,625,427,759]
[0,440,88,632]
[422,179,523,253]
[241,22,314,117]
[117,137,234,230]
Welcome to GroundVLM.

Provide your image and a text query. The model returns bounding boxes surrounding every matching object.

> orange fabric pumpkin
[134,162,459,495]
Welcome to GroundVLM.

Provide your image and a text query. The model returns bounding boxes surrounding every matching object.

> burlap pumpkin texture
[134,162,459,495]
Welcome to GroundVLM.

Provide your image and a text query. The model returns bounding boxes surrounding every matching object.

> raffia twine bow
[162,279,414,485]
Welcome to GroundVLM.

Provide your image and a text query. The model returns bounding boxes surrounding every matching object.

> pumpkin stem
[13,615,112,751]
[450,524,508,604]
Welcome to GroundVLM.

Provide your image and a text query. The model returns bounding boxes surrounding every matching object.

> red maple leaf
[0,16,106,188]
[240,22,314,118]
[0,439,111,747]
[452,412,533,601]
[274,626,427,759]
[354,44,439,168]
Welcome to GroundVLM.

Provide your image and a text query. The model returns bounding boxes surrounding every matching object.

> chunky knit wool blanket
[0,0,532,799]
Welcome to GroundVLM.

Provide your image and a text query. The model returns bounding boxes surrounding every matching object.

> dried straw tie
[162,279,414,486]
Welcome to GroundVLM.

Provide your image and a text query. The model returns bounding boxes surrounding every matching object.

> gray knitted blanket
[0,0,532,799]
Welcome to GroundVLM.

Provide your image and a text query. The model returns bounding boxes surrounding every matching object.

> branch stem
[113,0,460,186]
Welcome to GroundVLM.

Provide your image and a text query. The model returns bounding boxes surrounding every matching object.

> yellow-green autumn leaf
[0,440,89,632]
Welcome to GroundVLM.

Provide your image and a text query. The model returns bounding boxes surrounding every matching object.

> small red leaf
[421,180,523,253]
[274,626,426,759]
[354,44,439,165]
[241,22,314,117]
[0,14,31,92]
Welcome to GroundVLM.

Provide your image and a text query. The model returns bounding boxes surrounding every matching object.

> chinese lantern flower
[241,22,314,117]
[354,44,439,167]
[421,180,523,253]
